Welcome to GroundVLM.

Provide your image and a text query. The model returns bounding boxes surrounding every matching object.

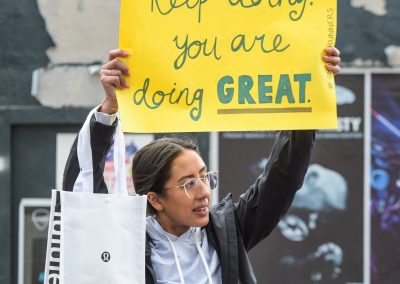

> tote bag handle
[74,106,128,195]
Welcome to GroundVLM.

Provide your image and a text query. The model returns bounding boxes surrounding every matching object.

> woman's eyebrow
[177,166,207,182]
[177,174,195,183]
[199,166,207,173]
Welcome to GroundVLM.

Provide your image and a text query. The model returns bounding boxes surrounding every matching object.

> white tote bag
[44,107,147,284]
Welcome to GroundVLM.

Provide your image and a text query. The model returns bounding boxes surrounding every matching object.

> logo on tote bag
[101,251,111,262]
[47,210,62,282]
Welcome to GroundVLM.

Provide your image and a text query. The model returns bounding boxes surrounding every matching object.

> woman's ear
[147,192,164,212]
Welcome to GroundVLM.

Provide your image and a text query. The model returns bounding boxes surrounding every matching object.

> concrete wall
[1,0,399,108]
[1,0,400,283]
[32,0,119,107]
[338,0,400,67]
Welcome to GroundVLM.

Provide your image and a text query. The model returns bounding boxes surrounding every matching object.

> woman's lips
[192,206,209,216]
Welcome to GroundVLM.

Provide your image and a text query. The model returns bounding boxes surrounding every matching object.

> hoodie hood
[146,216,220,284]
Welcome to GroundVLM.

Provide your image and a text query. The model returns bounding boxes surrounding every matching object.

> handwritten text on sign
[118,0,337,132]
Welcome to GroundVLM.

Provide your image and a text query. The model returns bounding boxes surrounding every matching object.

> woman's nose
[195,181,211,199]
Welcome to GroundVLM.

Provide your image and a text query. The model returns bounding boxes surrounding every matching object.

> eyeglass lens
[184,172,218,196]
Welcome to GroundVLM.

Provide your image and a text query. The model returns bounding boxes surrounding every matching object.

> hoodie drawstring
[192,229,214,284]
[165,235,186,284]
[165,229,214,284]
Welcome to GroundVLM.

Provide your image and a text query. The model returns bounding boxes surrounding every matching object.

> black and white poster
[219,74,365,283]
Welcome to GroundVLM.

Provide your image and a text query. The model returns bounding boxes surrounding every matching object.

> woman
[63,48,341,283]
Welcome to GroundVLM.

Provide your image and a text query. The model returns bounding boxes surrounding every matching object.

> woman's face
[156,149,211,236]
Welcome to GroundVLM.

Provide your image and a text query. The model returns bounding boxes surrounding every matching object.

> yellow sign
[118,0,337,133]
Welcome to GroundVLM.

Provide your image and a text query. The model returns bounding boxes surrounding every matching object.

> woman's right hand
[99,49,130,114]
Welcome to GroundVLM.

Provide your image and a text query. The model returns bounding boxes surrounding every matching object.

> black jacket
[63,116,315,283]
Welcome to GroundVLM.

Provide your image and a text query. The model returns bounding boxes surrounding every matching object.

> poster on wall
[371,74,400,284]
[103,134,154,194]
[218,74,365,283]
[56,133,154,193]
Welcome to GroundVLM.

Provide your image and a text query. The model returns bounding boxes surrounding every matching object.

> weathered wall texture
[1,0,400,109]
[1,0,400,283]
[0,0,54,105]
[30,0,400,108]
[339,0,400,67]
[37,0,119,63]
[32,0,120,107]
[352,0,387,16]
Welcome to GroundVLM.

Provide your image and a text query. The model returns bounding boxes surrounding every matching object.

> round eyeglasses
[165,171,218,198]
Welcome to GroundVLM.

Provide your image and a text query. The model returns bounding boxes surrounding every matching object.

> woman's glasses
[165,171,218,198]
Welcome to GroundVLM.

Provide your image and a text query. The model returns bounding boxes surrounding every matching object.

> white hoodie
[146,216,222,284]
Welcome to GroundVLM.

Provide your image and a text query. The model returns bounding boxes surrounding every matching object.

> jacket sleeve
[62,114,117,193]
[234,130,315,251]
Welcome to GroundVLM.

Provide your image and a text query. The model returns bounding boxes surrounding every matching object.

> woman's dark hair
[131,136,200,215]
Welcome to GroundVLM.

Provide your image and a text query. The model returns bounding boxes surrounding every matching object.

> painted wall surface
[1,0,400,107]
[339,0,400,67]
[1,0,400,283]
[0,0,53,105]
[32,0,120,107]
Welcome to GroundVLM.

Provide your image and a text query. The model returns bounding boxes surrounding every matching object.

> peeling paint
[385,45,400,67]
[33,65,105,108]
[32,0,120,107]
[342,58,385,68]
[0,157,8,173]
[351,0,387,16]
[88,65,102,75]
[31,69,40,97]
[36,0,119,63]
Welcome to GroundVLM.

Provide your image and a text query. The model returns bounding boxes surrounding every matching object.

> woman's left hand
[323,47,341,76]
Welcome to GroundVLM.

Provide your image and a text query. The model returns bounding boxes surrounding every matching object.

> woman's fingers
[102,59,130,76]
[323,55,341,65]
[108,49,130,61]
[99,69,129,89]
[98,49,130,113]
[100,53,131,96]
[323,47,341,76]
[101,74,123,90]
[325,47,340,57]
[325,63,341,75]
